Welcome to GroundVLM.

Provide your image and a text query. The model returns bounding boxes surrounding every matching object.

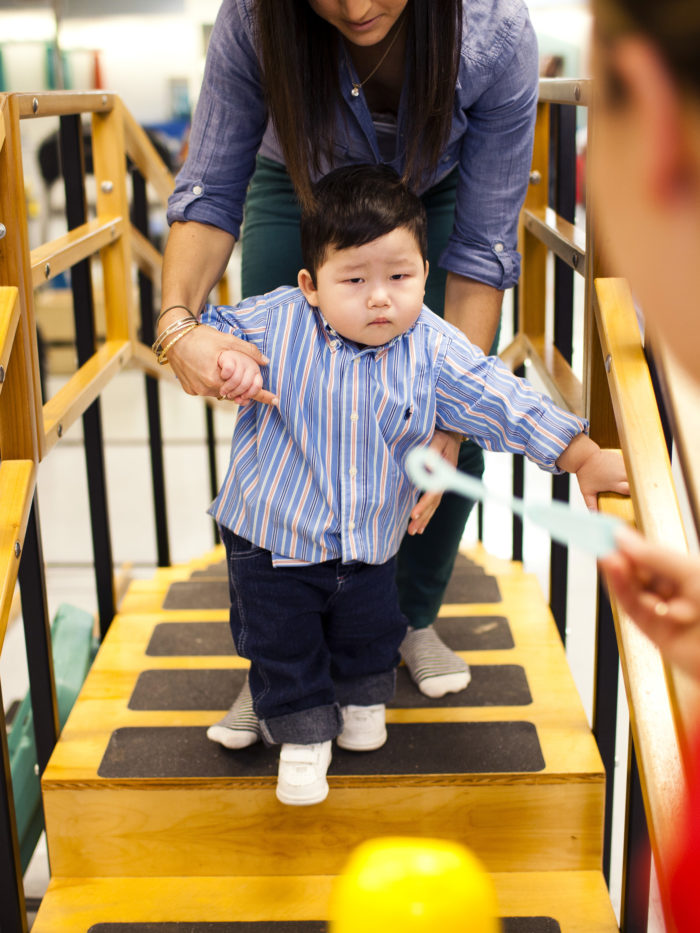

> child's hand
[600,527,700,678]
[217,348,264,405]
[575,447,629,510]
[556,434,629,510]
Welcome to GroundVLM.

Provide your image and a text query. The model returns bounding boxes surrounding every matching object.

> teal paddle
[406,447,623,559]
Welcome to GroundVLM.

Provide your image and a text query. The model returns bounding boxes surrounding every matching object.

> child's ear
[424,260,429,284]
[298,268,319,306]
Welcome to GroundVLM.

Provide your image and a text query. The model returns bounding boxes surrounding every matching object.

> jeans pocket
[219,525,266,560]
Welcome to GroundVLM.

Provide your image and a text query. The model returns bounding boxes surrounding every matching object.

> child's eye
[345,277,364,284]
[390,273,409,280]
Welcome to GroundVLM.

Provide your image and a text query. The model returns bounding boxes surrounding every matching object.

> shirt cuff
[439,239,521,290]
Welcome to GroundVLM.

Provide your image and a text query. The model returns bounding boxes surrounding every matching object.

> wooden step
[32,870,619,932]
[41,545,605,878]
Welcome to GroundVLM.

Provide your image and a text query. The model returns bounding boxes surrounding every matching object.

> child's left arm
[555,433,629,510]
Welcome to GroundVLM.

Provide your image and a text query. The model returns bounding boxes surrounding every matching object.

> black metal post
[548,103,577,640]
[131,168,171,566]
[511,283,524,561]
[205,405,220,544]
[59,113,115,638]
[17,498,59,774]
[621,736,651,933]
[592,578,620,883]
[0,682,28,933]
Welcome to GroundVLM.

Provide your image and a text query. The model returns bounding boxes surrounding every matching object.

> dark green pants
[241,157,499,629]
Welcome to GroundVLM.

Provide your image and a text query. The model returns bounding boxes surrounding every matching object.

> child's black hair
[300,164,428,282]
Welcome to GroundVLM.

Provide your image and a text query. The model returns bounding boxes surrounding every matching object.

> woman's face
[307,0,408,46]
[590,30,700,377]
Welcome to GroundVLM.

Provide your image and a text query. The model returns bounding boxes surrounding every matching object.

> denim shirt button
[494,242,504,253]
[192,185,203,196]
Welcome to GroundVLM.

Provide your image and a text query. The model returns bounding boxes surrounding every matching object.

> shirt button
[350,412,359,421]
[330,341,339,349]
[348,521,356,531]
[192,184,203,195]
[349,467,358,477]
[494,242,504,253]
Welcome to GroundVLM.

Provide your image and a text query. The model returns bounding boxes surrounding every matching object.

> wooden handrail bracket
[523,207,586,276]
[30,216,123,288]
[42,340,131,454]
[0,286,20,395]
[538,77,591,107]
[17,91,114,119]
[0,459,37,651]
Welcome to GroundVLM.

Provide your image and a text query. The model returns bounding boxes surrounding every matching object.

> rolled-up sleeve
[440,14,539,289]
[434,332,588,473]
[166,0,268,239]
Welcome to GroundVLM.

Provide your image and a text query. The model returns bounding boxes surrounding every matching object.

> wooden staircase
[32,544,619,932]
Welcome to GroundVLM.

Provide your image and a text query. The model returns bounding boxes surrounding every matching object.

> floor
[2,267,664,930]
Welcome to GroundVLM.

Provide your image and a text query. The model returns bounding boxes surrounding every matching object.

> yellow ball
[329,836,501,933]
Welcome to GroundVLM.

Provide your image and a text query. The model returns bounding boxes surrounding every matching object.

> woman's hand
[600,526,700,679]
[407,430,461,535]
[165,324,277,405]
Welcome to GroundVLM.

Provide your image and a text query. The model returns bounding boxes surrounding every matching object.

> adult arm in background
[159,221,274,402]
[442,8,539,353]
[600,528,700,680]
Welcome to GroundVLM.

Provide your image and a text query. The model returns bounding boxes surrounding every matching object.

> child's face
[298,227,428,347]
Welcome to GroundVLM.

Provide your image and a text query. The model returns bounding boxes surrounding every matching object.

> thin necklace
[348,16,406,98]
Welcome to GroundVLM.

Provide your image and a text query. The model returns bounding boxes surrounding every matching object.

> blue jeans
[220,526,406,745]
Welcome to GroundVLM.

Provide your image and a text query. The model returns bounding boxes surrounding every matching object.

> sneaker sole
[336,729,387,752]
[275,780,329,806]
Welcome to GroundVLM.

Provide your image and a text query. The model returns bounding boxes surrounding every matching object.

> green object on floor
[7,603,99,871]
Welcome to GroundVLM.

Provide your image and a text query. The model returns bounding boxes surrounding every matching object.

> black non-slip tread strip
[97,721,545,779]
[163,554,502,610]
[144,616,514,658]
[88,919,560,932]
[128,664,532,712]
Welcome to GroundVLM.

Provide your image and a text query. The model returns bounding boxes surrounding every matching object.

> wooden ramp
[34,545,619,932]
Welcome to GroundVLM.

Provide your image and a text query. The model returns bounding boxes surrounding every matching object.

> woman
[591,1,700,927]
[159,0,540,735]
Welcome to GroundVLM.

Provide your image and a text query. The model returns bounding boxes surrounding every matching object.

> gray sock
[400,626,471,698]
[207,673,261,749]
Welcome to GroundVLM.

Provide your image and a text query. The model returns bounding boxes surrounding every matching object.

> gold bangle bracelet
[157,322,199,364]
[152,315,198,355]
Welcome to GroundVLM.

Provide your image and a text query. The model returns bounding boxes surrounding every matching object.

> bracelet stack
[152,306,199,365]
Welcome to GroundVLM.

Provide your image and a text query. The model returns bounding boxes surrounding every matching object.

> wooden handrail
[0,287,20,397]
[42,340,132,454]
[652,342,700,543]
[0,105,5,153]
[122,105,175,206]
[522,206,586,276]
[131,225,164,282]
[30,216,124,289]
[595,277,700,918]
[16,90,115,119]
[0,459,36,651]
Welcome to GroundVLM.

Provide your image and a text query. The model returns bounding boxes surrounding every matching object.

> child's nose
[368,284,390,307]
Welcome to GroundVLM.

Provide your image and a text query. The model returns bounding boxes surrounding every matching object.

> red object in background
[92,50,104,90]
[669,728,700,931]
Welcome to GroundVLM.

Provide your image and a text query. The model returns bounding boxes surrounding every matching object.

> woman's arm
[444,273,503,354]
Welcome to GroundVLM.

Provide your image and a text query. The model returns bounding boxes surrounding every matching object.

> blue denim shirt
[167,0,539,290]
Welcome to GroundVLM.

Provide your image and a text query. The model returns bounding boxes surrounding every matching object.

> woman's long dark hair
[254,0,462,210]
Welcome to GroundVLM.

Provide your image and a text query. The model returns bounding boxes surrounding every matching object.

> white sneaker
[337,704,387,751]
[275,741,332,806]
